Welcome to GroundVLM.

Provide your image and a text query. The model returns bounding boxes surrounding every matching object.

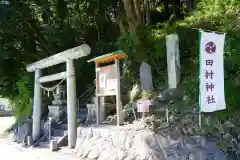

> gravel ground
[0,134,81,160]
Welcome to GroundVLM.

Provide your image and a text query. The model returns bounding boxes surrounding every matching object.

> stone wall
[75,121,227,160]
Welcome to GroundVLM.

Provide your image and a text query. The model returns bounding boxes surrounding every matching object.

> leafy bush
[10,73,34,121]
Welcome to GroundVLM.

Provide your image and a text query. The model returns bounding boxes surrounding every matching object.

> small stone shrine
[48,84,67,122]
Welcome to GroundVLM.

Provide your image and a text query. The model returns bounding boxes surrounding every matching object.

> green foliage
[117,27,168,89]
[10,73,34,120]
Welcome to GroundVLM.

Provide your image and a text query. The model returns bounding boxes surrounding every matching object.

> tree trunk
[173,0,181,19]
[133,0,142,25]
[122,0,138,31]
[144,0,151,24]
[118,18,128,34]
[122,0,142,45]
[186,0,196,12]
[163,0,169,19]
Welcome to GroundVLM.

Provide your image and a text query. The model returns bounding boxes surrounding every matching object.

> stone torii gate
[26,44,91,148]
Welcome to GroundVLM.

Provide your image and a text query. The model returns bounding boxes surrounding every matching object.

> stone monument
[166,34,180,89]
[48,84,67,122]
[140,62,153,91]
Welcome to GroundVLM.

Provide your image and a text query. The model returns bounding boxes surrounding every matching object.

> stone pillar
[66,59,77,148]
[166,34,180,88]
[32,69,42,141]
[50,140,58,151]
[115,59,124,125]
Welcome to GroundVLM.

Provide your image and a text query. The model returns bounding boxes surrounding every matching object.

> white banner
[199,31,226,112]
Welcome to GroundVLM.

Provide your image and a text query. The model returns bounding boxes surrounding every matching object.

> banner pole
[199,111,202,128]
[166,108,169,126]
[198,29,202,128]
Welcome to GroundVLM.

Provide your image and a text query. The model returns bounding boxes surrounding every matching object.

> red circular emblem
[205,41,216,54]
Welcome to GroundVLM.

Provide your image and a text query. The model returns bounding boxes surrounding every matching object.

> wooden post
[115,59,124,125]
[142,112,145,119]
[95,63,101,125]
[100,97,105,122]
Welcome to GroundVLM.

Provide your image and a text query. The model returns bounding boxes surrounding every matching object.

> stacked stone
[75,122,226,160]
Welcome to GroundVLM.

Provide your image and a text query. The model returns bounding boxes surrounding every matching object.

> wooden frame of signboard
[87,50,127,126]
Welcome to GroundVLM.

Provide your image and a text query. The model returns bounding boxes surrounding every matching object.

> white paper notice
[107,79,117,90]
[99,74,106,88]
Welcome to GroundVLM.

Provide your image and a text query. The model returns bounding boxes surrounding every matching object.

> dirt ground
[0,117,80,160]
[0,134,81,160]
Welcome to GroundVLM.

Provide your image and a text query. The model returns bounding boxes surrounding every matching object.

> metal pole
[48,117,52,143]
[166,108,169,126]
[32,69,42,141]
[199,111,202,128]
[66,59,77,148]
[77,99,80,116]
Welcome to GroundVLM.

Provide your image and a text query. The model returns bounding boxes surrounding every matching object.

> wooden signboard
[88,50,127,126]
[97,64,117,96]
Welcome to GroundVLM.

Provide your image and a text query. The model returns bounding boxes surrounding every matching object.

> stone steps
[38,133,68,149]
[52,123,68,130]
[37,123,68,148]
[51,136,62,141]
[39,141,50,148]
[52,129,68,137]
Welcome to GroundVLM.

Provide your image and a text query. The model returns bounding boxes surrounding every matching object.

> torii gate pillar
[26,44,91,148]
[32,68,42,141]
[66,59,77,148]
